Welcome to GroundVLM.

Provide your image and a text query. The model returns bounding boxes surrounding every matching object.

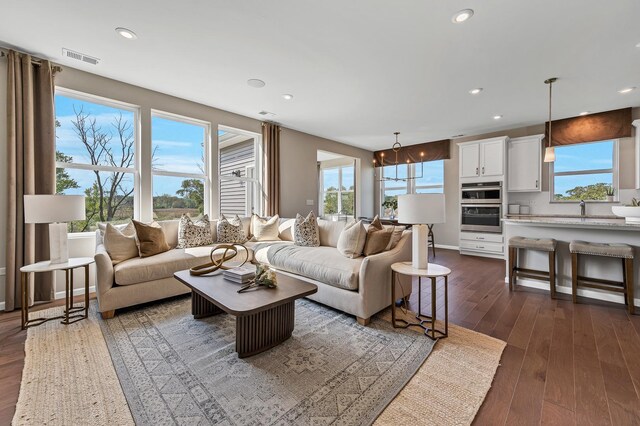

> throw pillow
[103,222,139,264]
[132,220,171,258]
[217,214,247,243]
[337,220,366,258]
[293,211,320,247]
[363,216,393,256]
[177,214,213,248]
[251,214,281,241]
[385,225,405,250]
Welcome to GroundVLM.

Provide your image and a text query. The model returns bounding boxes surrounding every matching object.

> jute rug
[14,298,505,425]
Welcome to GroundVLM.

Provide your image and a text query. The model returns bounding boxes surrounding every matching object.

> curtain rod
[0,48,63,73]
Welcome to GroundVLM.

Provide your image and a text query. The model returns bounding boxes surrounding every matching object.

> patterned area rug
[99,296,436,425]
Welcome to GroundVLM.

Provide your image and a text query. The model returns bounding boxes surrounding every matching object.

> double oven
[460,181,503,233]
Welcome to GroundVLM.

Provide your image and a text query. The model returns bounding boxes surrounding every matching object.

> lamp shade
[23,195,86,223]
[397,193,445,225]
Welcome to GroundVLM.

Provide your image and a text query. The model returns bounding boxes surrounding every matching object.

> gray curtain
[5,50,56,311]
[261,122,280,216]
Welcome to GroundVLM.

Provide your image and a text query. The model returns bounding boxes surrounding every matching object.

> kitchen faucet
[579,199,586,216]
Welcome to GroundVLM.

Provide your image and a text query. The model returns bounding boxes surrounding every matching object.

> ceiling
[1,0,639,150]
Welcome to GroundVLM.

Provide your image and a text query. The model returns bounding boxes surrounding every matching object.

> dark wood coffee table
[174,269,317,358]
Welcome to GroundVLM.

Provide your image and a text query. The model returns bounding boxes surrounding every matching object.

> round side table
[391,261,451,340]
[20,257,94,329]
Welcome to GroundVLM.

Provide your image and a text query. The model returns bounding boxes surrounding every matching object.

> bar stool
[569,241,635,314]
[508,236,558,298]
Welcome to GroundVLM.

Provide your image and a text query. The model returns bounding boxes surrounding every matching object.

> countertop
[502,214,640,230]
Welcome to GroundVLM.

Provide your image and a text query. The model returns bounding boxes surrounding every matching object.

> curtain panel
[261,122,280,216]
[5,50,57,311]
[546,108,632,146]
[373,139,450,166]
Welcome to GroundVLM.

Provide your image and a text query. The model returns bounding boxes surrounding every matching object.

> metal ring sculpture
[189,244,249,276]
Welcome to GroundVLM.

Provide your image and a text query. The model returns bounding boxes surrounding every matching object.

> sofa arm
[94,244,114,309]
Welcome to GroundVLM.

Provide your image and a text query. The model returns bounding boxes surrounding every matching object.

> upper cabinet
[507,134,544,192]
[458,136,507,181]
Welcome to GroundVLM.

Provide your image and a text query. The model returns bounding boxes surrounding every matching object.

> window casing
[151,111,210,220]
[54,88,140,232]
[319,165,355,217]
[550,140,618,202]
[380,160,444,218]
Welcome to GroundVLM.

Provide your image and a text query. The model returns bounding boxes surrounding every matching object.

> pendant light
[376,132,425,182]
[544,77,558,162]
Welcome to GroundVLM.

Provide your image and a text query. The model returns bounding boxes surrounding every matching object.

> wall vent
[62,48,100,65]
[258,110,276,117]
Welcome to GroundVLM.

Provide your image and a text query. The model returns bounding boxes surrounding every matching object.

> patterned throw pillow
[294,211,320,247]
[177,214,213,248]
[217,214,247,244]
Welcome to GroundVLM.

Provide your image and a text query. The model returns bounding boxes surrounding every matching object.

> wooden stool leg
[571,253,578,304]
[625,258,634,315]
[508,246,516,291]
[549,250,556,299]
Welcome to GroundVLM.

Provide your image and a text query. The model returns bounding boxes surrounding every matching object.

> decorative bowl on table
[612,206,640,223]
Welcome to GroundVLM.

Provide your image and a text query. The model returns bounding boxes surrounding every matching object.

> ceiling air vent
[258,111,276,117]
[62,48,100,65]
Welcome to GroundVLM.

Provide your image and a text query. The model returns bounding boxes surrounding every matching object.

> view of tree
[176,179,205,213]
[55,151,79,194]
[555,182,609,201]
[323,186,354,216]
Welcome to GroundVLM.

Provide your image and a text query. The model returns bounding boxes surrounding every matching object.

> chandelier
[375,132,425,182]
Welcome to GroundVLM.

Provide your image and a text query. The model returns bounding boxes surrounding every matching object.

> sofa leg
[356,316,371,326]
[100,310,116,319]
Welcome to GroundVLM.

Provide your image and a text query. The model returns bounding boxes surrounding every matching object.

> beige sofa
[94,218,413,324]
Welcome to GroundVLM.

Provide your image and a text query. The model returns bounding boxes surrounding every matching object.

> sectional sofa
[94,217,413,325]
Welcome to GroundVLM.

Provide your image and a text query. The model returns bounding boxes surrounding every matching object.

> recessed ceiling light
[618,86,636,94]
[115,27,137,40]
[469,88,483,95]
[452,9,474,24]
[636,42,640,48]
[493,115,503,120]
[579,111,590,116]
[282,94,294,100]
[247,79,266,88]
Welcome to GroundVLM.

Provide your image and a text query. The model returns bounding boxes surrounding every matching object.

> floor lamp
[397,193,446,270]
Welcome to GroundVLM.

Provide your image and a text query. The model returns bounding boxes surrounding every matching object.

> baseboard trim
[504,276,640,306]
[55,286,96,300]
[435,244,459,251]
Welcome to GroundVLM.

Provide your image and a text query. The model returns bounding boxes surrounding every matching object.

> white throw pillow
[337,220,367,258]
[103,222,139,264]
[217,214,247,243]
[251,214,281,241]
[293,212,320,247]
[177,214,213,248]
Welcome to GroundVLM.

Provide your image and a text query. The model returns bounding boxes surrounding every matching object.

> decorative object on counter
[508,204,520,215]
[605,186,615,202]
[189,243,249,276]
[398,193,445,269]
[520,205,531,214]
[612,199,640,223]
[569,240,634,315]
[238,263,278,293]
[508,237,558,298]
[543,77,558,163]
[382,197,398,219]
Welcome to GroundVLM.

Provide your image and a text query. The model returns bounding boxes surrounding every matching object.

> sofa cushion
[254,244,362,290]
[294,212,320,247]
[317,219,347,248]
[157,220,180,249]
[278,218,295,241]
[114,244,252,285]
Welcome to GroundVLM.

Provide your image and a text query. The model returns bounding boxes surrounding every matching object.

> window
[54,90,139,232]
[380,160,444,218]
[320,165,355,216]
[551,140,618,202]
[218,127,263,216]
[151,112,210,220]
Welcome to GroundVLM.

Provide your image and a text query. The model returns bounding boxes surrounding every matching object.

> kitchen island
[503,215,640,306]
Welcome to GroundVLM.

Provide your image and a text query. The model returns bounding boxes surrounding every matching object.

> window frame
[319,164,355,217]
[150,109,211,218]
[379,160,445,217]
[549,139,619,203]
[54,87,142,233]
[217,125,263,217]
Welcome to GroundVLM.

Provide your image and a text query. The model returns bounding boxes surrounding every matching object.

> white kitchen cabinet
[458,136,507,181]
[507,135,544,192]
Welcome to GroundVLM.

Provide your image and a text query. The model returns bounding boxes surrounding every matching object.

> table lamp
[23,195,86,264]
[397,193,445,270]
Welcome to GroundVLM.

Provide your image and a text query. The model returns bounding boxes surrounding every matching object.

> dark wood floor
[1,249,640,425]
